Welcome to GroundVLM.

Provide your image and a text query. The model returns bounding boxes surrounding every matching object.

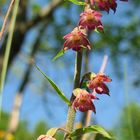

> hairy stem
[65,51,83,139]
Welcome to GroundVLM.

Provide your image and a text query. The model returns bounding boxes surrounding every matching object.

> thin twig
[82,55,108,140]
[0,0,15,40]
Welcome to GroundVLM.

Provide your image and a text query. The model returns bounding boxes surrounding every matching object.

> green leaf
[52,49,65,61]
[70,125,112,139]
[46,128,59,137]
[64,0,86,5]
[32,4,41,14]
[35,65,71,106]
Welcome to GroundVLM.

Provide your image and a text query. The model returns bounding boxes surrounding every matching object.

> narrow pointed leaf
[70,125,112,139]
[35,65,71,105]
[52,49,65,61]
[65,0,86,5]
[46,128,59,137]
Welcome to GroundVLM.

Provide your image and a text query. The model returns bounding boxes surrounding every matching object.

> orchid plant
[36,0,128,140]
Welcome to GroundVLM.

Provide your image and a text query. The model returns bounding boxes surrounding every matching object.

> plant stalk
[65,51,83,139]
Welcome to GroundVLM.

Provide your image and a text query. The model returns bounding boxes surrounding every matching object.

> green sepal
[82,72,96,81]
[94,28,104,34]
[46,128,59,137]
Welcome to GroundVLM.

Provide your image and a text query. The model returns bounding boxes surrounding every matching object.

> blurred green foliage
[0,111,63,140]
[115,103,140,140]
[0,0,6,6]
[95,103,140,140]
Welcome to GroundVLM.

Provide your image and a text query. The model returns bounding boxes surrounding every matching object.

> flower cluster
[63,0,127,51]
[62,0,127,113]
[72,73,112,113]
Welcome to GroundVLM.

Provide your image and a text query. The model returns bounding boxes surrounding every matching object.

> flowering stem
[81,55,108,140]
[85,55,108,127]
[65,51,83,138]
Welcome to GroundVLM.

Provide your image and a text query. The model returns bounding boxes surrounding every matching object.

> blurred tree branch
[21,0,63,32]
[0,0,63,73]
[7,24,47,134]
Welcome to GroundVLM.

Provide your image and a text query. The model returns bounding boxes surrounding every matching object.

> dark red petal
[88,82,96,90]
[97,74,112,82]
[91,103,96,113]
[89,94,99,100]
[95,83,110,95]
[63,33,72,39]
[72,45,81,51]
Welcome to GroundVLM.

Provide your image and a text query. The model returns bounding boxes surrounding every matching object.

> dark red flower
[88,0,128,13]
[89,0,117,13]
[86,0,128,12]
[63,27,91,51]
[72,88,98,113]
[79,8,103,31]
[88,73,112,95]
[37,135,56,140]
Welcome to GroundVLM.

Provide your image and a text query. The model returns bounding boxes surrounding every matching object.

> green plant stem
[65,51,83,138]
[0,0,20,118]
[73,51,83,89]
